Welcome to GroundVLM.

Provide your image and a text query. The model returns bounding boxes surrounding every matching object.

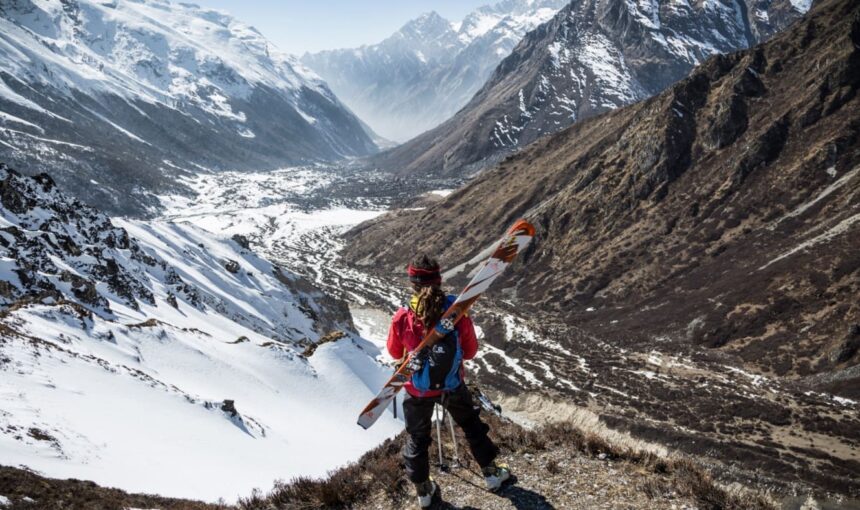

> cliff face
[366,0,807,179]
[345,0,860,384]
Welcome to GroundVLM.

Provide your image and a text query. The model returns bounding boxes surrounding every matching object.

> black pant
[402,384,498,483]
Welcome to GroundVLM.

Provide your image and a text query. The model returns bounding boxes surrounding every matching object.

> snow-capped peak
[1,0,326,106]
[300,0,567,142]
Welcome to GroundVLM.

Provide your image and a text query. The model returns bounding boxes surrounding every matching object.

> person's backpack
[410,296,463,393]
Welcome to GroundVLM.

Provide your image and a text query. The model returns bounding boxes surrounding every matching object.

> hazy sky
[193,1,492,55]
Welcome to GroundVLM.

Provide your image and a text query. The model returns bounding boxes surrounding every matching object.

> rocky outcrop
[220,400,238,418]
[345,0,860,382]
[224,260,241,274]
[367,0,807,178]
[0,167,168,315]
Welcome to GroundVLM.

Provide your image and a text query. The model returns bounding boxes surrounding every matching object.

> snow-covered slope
[0,0,377,216]
[301,0,566,142]
[0,166,402,501]
[370,0,808,178]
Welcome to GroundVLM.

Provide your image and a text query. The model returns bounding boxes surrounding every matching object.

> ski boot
[415,478,439,508]
[483,462,513,492]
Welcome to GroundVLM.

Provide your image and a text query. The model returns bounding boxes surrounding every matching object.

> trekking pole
[446,409,460,468]
[434,404,447,471]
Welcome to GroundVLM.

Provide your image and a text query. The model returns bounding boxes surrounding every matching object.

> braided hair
[408,254,446,329]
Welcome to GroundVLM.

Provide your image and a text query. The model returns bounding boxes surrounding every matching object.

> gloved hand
[406,348,428,373]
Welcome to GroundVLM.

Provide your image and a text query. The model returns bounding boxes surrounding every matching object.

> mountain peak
[301,0,566,141]
[414,10,446,22]
[398,10,454,40]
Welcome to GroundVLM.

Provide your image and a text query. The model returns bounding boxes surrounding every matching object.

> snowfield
[1,305,402,501]
[0,168,402,501]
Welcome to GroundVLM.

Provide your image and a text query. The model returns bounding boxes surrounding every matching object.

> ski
[357,219,536,430]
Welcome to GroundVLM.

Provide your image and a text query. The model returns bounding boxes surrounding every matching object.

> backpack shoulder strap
[444,294,457,311]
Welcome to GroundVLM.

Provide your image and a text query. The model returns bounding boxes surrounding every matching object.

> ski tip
[509,219,536,237]
[357,414,375,430]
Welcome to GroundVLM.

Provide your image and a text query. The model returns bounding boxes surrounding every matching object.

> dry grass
[489,416,776,509]
[493,392,669,455]
[240,411,777,510]
[238,435,407,510]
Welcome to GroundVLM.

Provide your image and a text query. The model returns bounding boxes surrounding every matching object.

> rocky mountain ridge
[0,0,377,216]
[368,0,808,178]
[301,0,566,142]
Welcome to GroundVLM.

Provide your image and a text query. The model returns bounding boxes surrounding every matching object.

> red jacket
[387,302,478,398]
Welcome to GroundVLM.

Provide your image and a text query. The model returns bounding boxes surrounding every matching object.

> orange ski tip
[509,219,536,237]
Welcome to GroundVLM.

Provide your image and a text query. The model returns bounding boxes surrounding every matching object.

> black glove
[406,348,429,373]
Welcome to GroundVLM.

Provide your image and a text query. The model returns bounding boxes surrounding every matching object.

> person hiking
[387,254,511,508]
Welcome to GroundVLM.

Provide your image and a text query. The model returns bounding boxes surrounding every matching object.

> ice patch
[477,343,542,387]
[789,0,813,12]
[725,365,766,387]
[518,89,532,117]
[772,166,858,227]
[833,396,858,406]
[761,212,860,269]
[547,41,569,69]
[575,33,641,104]
[0,111,44,133]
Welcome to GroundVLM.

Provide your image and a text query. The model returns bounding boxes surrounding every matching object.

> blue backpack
[410,295,464,393]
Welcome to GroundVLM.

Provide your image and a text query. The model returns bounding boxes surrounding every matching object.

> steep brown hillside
[345,0,860,386]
